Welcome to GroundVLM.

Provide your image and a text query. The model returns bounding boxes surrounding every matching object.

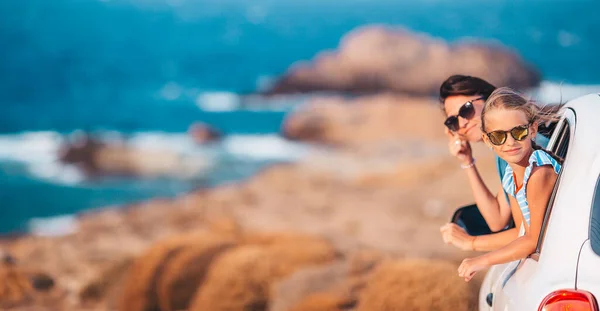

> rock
[287,293,356,311]
[58,132,211,179]
[117,232,232,311]
[78,257,133,309]
[264,25,539,96]
[355,259,478,311]
[188,122,222,144]
[156,242,236,311]
[270,250,385,311]
[188,234,340,311]
[0,252,57,309]
[281,94,445,146]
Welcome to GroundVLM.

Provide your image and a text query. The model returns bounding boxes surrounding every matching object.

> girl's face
[482,108,537,165]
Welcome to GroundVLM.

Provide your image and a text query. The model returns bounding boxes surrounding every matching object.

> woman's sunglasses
[444,97,483,132]
[485,124,531,146]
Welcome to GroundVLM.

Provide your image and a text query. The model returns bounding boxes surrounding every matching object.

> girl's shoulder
[527,149,561,175]
[525,150,561,192]
[526,165,559,199]
[529,165,558,182]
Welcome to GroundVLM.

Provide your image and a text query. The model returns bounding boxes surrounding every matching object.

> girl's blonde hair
[481,87,564,163]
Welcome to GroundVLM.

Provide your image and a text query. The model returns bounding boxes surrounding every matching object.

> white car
[452,93,600,311]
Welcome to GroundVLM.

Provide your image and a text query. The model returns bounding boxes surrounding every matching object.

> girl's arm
[458,166,558,281]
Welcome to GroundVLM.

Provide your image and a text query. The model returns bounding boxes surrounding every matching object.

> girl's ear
[530,121,539,140]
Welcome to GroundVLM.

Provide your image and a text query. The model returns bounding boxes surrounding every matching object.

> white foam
[126,131,203,154]
[196,91,241,112]
[28,214,79,237]
[0,132,86,185]
[222,134,312,161]
[0,131,62,163]
[527,81,600,104]
[127,132,312,162]
[240,93,311,112]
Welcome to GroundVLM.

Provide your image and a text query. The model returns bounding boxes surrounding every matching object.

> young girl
[457,87,563,282]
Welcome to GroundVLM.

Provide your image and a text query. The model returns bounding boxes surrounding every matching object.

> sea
[1,0,599,234]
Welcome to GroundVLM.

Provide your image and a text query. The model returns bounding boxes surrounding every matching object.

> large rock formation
[263,26,540,96]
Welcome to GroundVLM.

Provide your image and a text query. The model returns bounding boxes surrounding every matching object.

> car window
[534,116,571,255]
[591,177,600,255]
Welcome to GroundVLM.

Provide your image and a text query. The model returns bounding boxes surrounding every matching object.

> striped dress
[502,149,562,227]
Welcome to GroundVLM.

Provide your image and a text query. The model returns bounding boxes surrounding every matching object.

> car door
[486,109,575,311]
[575,171,600,298]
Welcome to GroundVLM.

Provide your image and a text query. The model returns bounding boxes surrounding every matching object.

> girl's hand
[458,257,489,282]
[445,127,473,166]
[440,223,475,251]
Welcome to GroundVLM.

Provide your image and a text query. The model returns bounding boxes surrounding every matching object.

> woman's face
[443,95,486,142]
[482,108,537,165]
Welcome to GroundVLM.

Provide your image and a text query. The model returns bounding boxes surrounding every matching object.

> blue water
[1,0,599,234]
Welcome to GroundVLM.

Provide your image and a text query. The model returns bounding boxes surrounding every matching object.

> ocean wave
[222,134,311,161]
[0,132,86,185]
[195,91,241,112]
[126,131,312,161]
[27,214,78,237]
[0,131,312,185]
[126,131,206,154]
[195,90,308,112]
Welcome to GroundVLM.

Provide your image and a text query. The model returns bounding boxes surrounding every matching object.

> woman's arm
[442,194,522,252]
[463,165,513,231]
[444,128,512,231]
[458,166,558,281]
[440,224,519,252]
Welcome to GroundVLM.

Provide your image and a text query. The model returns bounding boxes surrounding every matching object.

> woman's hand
[458,256,489,282]
[440,223,475,251]
[445,128,473,166]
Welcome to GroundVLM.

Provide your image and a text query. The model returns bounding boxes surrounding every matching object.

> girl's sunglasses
[443,97,483,132]
[485,124,531,146]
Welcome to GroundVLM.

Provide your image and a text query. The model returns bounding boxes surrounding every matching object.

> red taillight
[538,289,599,311]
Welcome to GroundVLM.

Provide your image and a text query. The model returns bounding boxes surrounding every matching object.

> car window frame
[529,108,574,261]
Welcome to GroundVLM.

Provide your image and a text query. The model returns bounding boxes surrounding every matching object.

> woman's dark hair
[439,75,497,105]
